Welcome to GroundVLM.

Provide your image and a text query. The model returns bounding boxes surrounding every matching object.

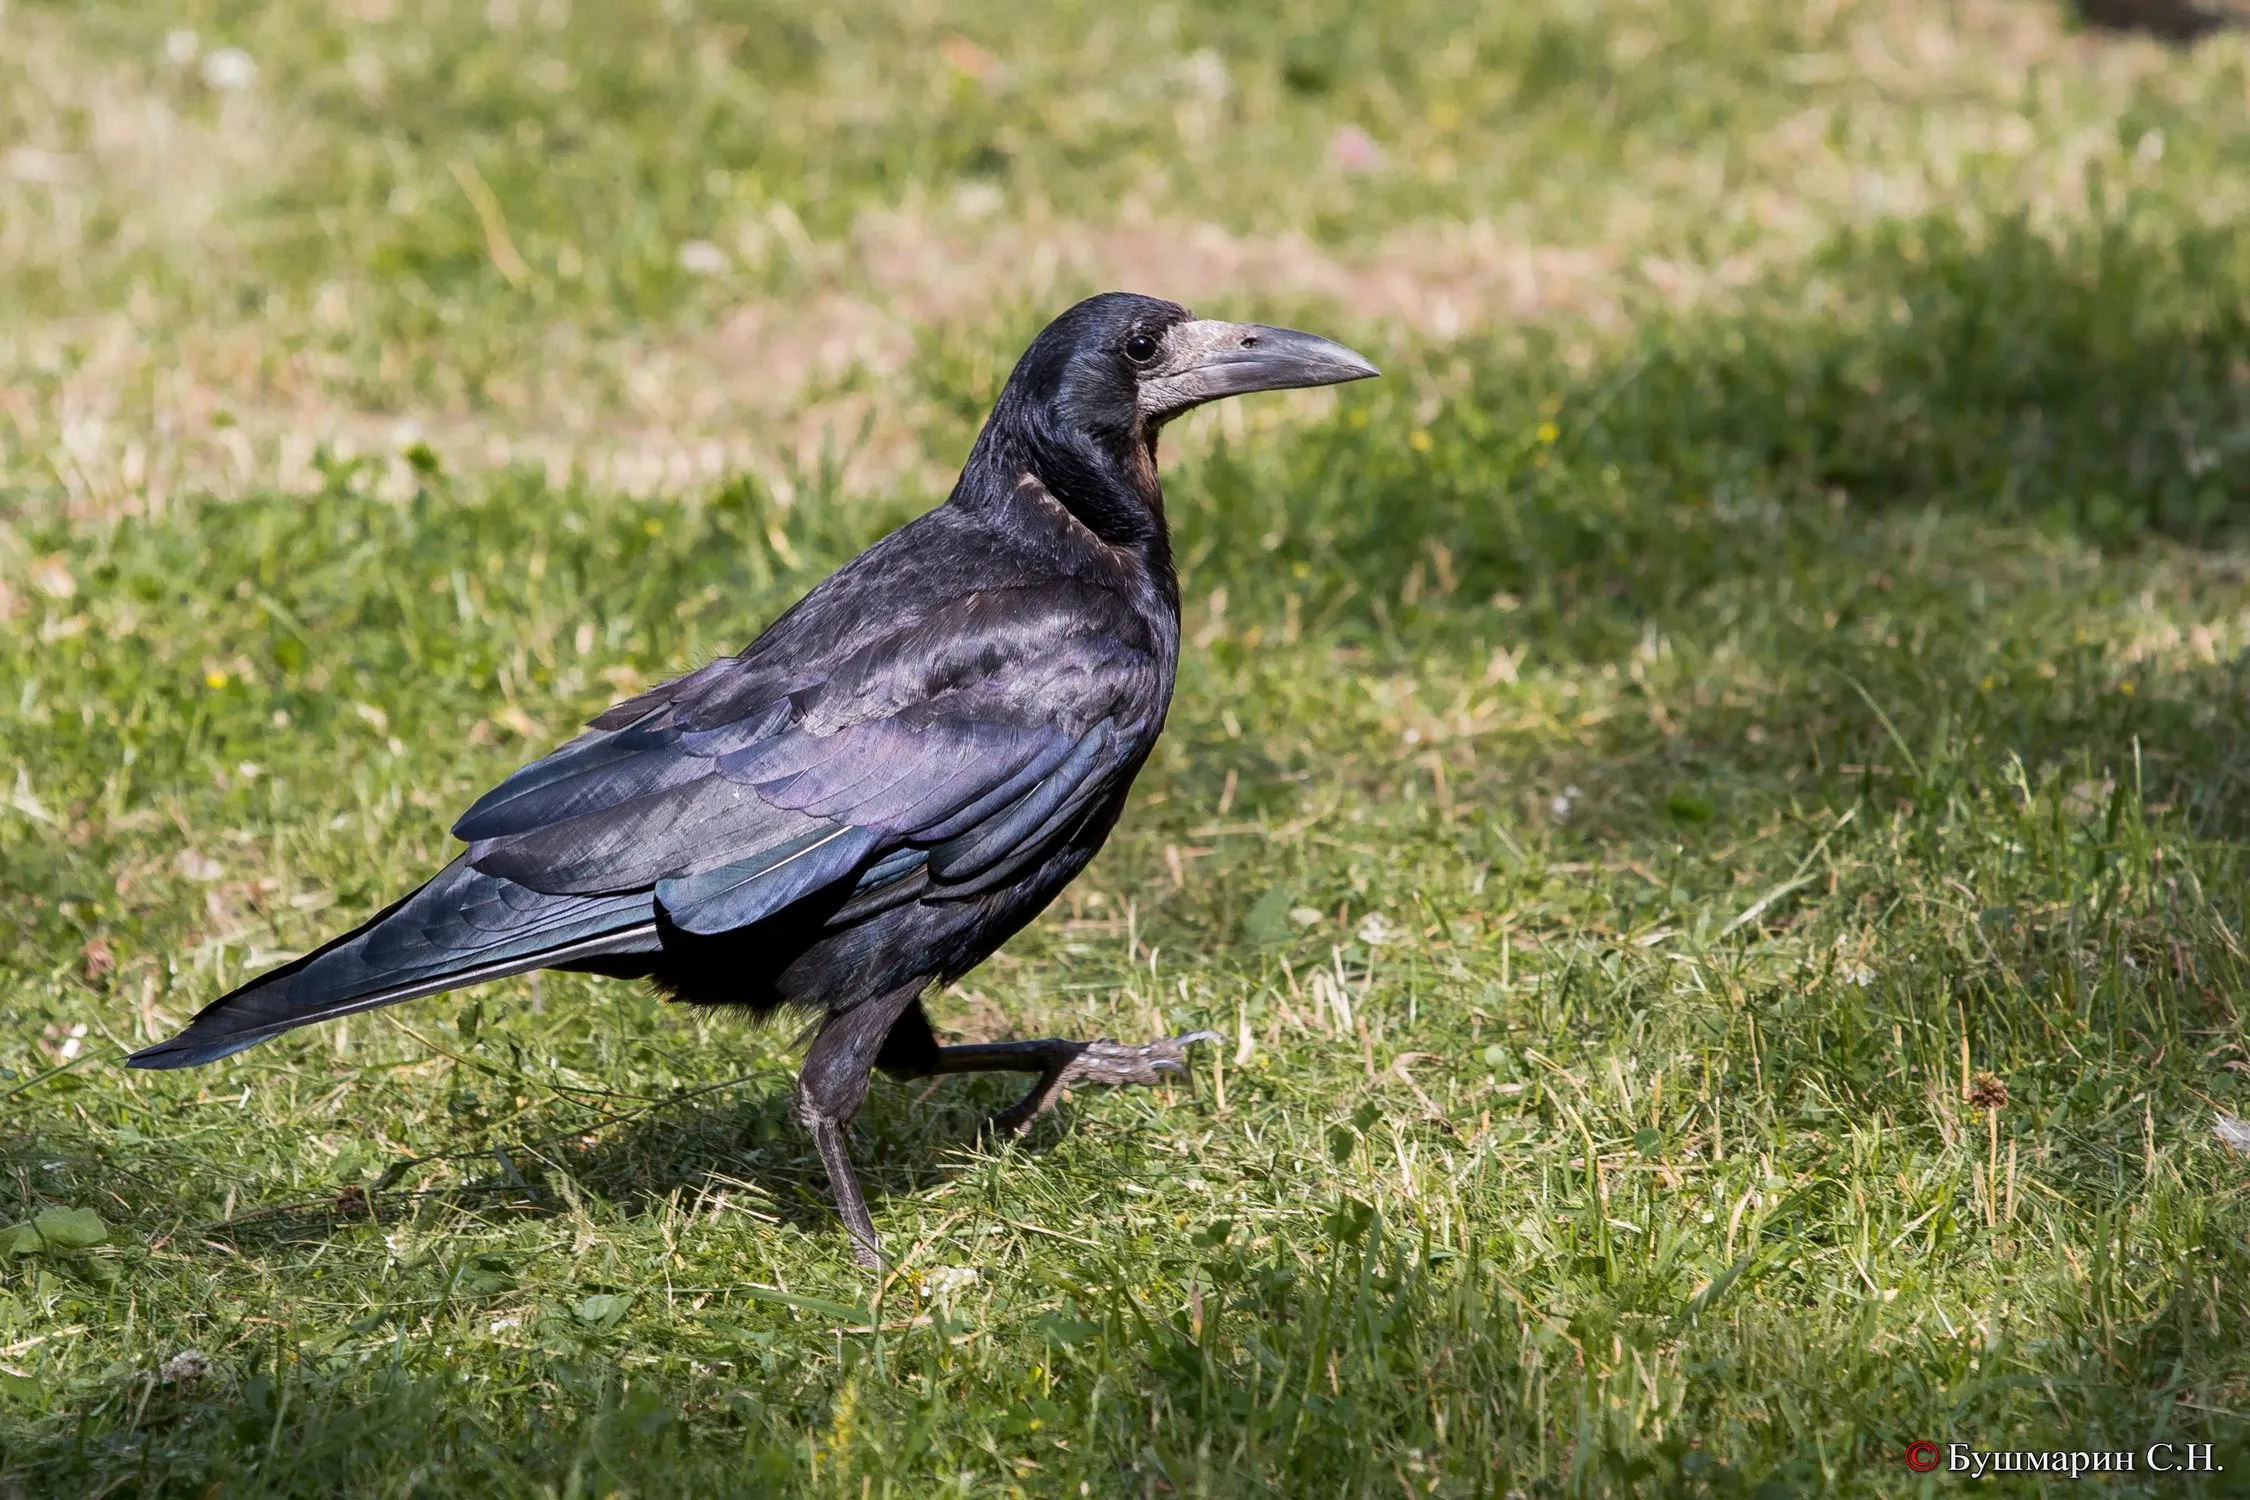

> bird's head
[967,292,1378,547]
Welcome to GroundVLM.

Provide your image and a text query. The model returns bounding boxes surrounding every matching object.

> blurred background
[2,0,2242,516]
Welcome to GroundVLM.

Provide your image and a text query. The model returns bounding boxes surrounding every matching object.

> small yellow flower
[1980,675,1994,692]
[1408,430,1432,453]
[643,518,663,537]
[204,670,228,690]
[2118,679,2135,696]
[1348,408,1369,429]
[1536,421,1559,444]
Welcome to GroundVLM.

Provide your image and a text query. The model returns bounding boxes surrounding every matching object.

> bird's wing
[125,859,663,1068]
[452,585,1159,934]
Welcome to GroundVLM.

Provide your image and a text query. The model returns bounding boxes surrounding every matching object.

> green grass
[7,1,2250,1495]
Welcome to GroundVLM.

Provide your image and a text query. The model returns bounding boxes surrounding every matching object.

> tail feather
[128,859,659,1070]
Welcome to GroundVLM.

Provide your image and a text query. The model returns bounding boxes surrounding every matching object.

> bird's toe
[1058,1030,1223,1088]
[983,1030,1222,1137]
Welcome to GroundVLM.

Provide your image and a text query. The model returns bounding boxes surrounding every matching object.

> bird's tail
[127,858,659,1069]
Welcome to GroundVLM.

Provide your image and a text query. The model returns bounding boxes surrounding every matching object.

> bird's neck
[956,402,1175,590]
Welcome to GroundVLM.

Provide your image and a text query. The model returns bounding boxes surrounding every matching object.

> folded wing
[128,583,1157,1067]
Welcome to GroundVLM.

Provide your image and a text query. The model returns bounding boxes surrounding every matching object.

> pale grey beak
[1138,320,1379,420]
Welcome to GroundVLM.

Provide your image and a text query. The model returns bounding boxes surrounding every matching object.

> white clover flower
[201,47,258,91]
[677,240,728,275]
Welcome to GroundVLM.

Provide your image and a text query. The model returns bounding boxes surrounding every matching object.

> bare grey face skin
[1133,319,1379,422]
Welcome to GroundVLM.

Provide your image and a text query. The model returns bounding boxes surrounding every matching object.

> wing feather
[926,721,1114,881]
[448,585,1151,930]
[655,825,886,934]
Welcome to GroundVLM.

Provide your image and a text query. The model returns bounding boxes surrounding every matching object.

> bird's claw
[988,1031,1221,1137]
[1054,1030,1221,1089]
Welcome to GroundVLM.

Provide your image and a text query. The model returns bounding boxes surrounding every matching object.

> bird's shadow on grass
[167,1074,1053,1260]
[148,1033,1116,1262]
[552,1068,1077,1239]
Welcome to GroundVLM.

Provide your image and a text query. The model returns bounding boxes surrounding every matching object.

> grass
[6,0,2250,1494]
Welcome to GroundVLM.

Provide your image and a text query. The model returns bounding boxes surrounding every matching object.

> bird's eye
[1123,333,1160,366]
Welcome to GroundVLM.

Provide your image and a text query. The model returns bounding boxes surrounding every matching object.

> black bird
[129,293,1377,1266]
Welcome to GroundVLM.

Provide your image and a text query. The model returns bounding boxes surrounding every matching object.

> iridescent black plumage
[131,293,1376,1264]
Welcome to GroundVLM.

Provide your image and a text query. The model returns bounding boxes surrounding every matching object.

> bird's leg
[798,987,925,1270]
[800,1105,880,1268]
[880,1010,1221,1136]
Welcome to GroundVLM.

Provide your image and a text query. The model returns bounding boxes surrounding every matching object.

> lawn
[5,0,2250,1494]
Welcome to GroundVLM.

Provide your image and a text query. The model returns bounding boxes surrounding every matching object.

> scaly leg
[798,986,925,1270]
[876,1000,1219,1136]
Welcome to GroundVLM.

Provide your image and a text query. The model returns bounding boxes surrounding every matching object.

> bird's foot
[988,1031,1222,1137]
